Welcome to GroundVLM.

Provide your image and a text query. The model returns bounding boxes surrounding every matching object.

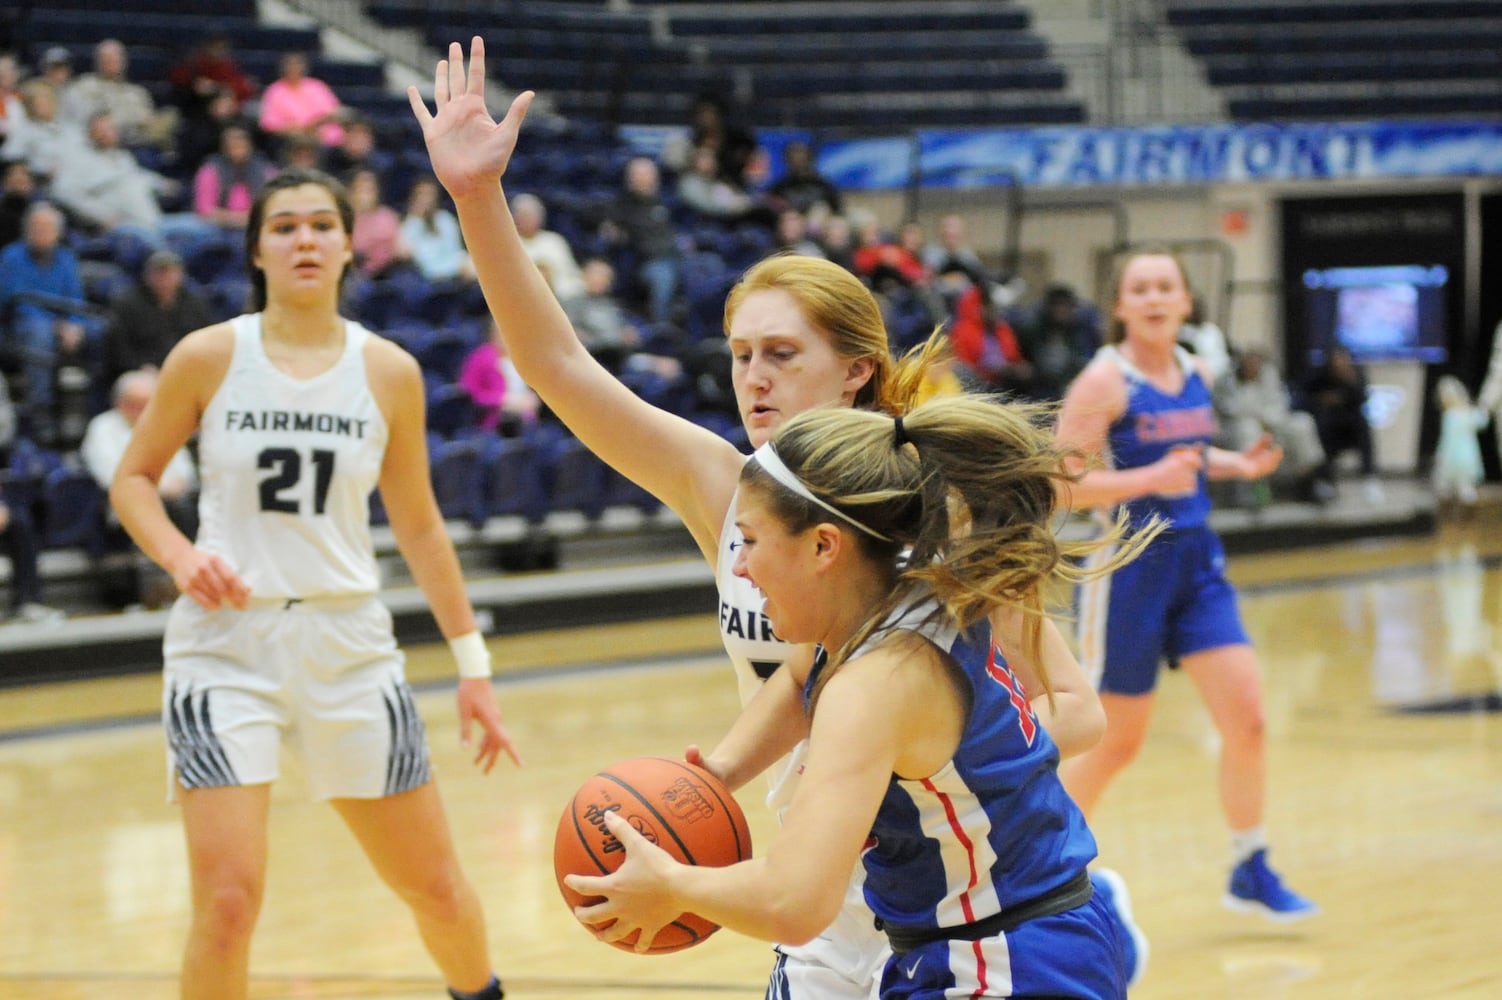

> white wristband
[449,630,493,680]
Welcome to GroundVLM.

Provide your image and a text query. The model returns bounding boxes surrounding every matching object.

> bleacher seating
[1168,0,1502,120]
[364,0,1084,132]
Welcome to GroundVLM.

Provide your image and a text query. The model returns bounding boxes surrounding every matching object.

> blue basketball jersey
[1100,345,1216,530]
[806,621,1097,933]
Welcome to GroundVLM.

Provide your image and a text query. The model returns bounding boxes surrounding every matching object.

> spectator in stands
[816,212,855,272]
[322,113,393,180]
[348,167,409,280]
[458,318,540,437]
[259,51,346,148]
[401,174,474,282]
[0,362,13,460]
[774,207,825,258]
[0,474,60,625]
[663,92,758,191]
[598,156,679,324]
[850,212,928,294]
[1217,348,1326,503]
[85,369,195,494]
[51,111,209,246]
[677,142,762,224]
[563,257,645,374]
[168,33,257,124]
[512,192,583,305]
[1012,284,1103,401]
[0,201,91,444]
[1304,345,1379,500]
[0,81,82,185]
[277,131,324,172]
[192,122,276,232]
[0,158,35,249]
[82,367,198,607]
[60,39,175,149]
[0,53,25,141]
[765,139,842,217]
[38,47,74,97]
[945,266,1034,397]
[1178,296,1233,387]
[173,86,247,182]
[102,249,214,386]
[921,213,988,284]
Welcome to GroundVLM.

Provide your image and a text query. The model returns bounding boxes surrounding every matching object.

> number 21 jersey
[197,313,388,599]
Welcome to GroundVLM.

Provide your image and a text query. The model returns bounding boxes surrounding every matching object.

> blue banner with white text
[815,120,1502,191]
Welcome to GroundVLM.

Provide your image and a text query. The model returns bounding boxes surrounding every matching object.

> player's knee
[196,880,263,945]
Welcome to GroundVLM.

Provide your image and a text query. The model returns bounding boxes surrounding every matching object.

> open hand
[457,678,523,773]
[407,37,534,201]
[564,809,684,953]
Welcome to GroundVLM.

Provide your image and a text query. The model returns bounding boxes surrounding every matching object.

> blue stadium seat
[425,383,477,439]
[544,435,610,520]
[429,436,488,528]
[41,467,108,554]
[482,436,548,523]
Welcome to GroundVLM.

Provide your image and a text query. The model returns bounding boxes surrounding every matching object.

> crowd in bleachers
[1,6,1392,623]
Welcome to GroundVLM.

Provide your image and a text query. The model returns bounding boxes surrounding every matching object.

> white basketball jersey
[196,314,388,600]
[716,493,807,817]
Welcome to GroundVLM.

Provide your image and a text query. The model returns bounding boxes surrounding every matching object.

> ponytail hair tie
[893,416,909,448]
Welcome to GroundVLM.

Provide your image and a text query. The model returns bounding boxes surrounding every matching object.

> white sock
[1230,826,1268,866]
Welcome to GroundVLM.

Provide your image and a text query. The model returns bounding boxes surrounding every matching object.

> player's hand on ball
[566,809,682,953]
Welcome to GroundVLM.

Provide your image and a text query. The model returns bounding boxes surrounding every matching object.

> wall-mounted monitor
[1302,264,1449,365]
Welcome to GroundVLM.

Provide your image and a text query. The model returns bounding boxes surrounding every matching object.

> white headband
[751,442,892,542]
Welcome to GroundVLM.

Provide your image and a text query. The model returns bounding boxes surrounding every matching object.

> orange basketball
[553,756,752,954]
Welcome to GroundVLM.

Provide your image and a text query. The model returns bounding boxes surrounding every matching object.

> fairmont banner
[814,120,1502,191]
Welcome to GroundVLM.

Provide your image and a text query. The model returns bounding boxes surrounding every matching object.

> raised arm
[408,38,743,555]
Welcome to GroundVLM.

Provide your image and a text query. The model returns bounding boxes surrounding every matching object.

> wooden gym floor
[1,515,1499,999]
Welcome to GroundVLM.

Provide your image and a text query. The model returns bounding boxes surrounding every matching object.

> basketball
[553,756,752,954]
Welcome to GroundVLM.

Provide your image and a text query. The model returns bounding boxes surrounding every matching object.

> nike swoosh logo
[904,955,923,978]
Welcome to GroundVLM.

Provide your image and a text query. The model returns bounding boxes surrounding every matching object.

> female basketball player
[409,38,1106,998]
[109,168,518,1000]
[567,397,1151,998]
[1052,247,1317,921]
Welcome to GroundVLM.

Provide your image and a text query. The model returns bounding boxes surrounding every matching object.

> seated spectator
[1217,349,1326,503]
[51,111,210,247]
[0,53,25,142]
[1304,345,1379,498]
[0,159,36,249]
[850,212,928,293]
[0,80,83,185]
[921,213,988,284]
[0,474,60,625]
[0,201,93,443]
[1178,297,1233,386]
[348,168,410,280]
[945,269,1033,397]
[817,213,855,272]
[174,88,247,182]
[258,51,346,148]
[168,33,258,122]
[401,175,473,282]
[458,319,540,436]
[81,368,197,608]
[563,257,645,373]
[277,131,323,172]
[662,92,758,191]
[192,122,275,231]
[774,208,825,258]
[323,113,393,179]
[59,39,175,149]
[102,249,214,385]
[597,157,679,323]
[765,140,842,217]
[676,143,769,226]
[38,47,75,98]
[512,192,583,305]
[1012,284,1103,401]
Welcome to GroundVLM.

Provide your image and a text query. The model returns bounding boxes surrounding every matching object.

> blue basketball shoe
[1223,849,1319,922]
[1091,868,1149,989]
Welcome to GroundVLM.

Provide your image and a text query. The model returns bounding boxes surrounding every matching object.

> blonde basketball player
[411,38,1115,999]
[110,168,518,1000]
